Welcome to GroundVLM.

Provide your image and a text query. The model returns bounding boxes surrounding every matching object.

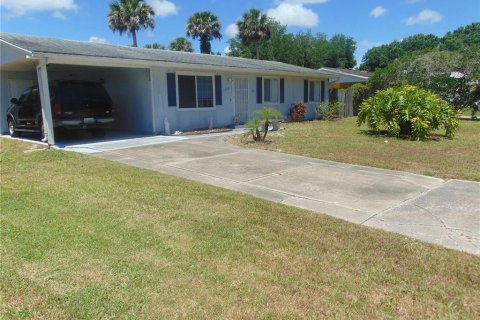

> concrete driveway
[94,136,480,255]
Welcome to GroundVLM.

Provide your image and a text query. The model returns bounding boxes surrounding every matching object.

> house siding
[151,67,328,134]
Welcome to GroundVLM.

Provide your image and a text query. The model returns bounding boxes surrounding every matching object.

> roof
[318,67,372,79]
[1,32,333,77]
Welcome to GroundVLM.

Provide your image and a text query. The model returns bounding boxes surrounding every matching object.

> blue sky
[1,0,479,66]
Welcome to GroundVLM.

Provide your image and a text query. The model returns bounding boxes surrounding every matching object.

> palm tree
[169,37,194,52]
[107,0,155,47]
[236,8,272,59]
[186,11,222,54]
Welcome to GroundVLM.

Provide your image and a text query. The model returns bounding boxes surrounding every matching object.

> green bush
[357,85,460,140]
[315,101,343,120]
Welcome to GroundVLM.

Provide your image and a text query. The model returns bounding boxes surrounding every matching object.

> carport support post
[36,62,55,145]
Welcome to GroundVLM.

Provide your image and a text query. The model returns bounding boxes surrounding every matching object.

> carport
[1,37,155,145]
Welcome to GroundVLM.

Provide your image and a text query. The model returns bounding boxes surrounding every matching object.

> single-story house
[318,67,372,117]
[1,33,334,145]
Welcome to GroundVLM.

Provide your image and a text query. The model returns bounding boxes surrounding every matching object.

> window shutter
[280,78,285,103]
[167,73,177,107]
[321,80,326,102]
[215,75,222,105]
[256,77,262,104]
[304,80,309,102]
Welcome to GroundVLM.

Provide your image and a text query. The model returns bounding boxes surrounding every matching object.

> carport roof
[1,32,333,77]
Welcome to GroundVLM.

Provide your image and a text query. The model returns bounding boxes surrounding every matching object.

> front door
[234,77,249,124]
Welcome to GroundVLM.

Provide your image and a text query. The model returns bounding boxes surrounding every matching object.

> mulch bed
[179,128,233,136]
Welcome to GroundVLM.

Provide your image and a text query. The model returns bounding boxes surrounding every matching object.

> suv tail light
[53,103,62,116]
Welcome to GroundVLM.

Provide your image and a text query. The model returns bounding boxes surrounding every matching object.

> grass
[1,138,479,319]
[229,117,480,181]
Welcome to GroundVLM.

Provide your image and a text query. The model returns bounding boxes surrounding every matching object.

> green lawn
[229,117,480,181]
[1,138,479,319]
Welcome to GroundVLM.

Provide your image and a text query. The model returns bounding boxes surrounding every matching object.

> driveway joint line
[360,184,444,225]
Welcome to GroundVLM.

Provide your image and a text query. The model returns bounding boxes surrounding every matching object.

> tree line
[360,23,480,71]
[106,0,356,69]
[355,23,480,114]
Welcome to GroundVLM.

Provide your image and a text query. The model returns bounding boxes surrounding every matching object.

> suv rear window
[58,82,111,102]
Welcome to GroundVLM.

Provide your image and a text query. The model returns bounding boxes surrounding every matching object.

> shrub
[357,85,460,140]
[290,101,307,122]
[316,101,343,120]
[245,108,282,141]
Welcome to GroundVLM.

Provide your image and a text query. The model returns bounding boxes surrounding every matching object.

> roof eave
[0,39,33,56]
[32,52,331,79]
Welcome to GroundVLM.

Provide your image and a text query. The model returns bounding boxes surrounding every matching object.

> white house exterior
[1,33,333,145]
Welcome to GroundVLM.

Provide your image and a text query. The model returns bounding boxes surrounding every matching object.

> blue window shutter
[321,80,326,102]
[215,75,222,105]
[256,77,262,104]
[280,78,285,103]
[167,73,176,107]
[304,80,308,102]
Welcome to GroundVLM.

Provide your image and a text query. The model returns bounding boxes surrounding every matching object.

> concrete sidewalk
[94,136,480,255]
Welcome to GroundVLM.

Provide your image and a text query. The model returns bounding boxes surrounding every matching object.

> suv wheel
[7,117,19,137]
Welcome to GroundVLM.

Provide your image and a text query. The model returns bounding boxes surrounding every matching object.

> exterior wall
[151,66,328,134]
[102,68,153,133]
[151,66,234,133]
[0,70,37,133]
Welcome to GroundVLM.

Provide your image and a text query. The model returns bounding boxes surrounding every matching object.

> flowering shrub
[290,102,307,122]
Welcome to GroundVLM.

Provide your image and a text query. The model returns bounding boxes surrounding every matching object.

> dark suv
[6,80,115,139]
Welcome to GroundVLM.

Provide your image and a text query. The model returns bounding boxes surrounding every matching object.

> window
[178,75,214,109]
[309,81,321,102]
[197,76,214,108]
[264,78,279,103]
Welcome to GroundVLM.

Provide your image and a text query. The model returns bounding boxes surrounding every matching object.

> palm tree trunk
[132,30,138,47]
[200,36,211,54]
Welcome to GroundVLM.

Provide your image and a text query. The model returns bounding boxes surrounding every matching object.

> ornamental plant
[316,101,343,120]
[245,107,282,141]
[290,101,307,121]
[357,85,460,140]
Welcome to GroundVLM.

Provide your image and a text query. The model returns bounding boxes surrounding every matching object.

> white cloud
[225,23,238,38]
[369,6,387,18]
[0,0,77,16]
[224,46,231,54]
[148,0,178,17]
[267,3,318,27]
[89,36,109,44]
[404,9,444,25]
